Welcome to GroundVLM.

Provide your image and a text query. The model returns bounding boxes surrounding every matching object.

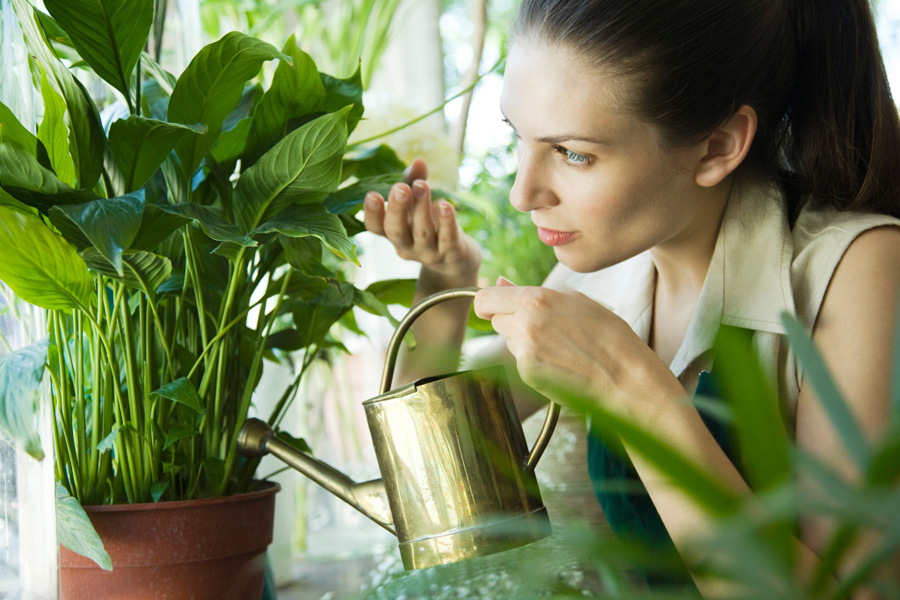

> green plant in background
[199,0,402,89]
[0,0,408,568]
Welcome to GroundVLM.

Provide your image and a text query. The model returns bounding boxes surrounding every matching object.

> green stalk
[118,285,147,499]
[53,311,82,500]
[182,228,210,349]
[83,300,137,503]
[47,361,66,484]
[218,268,293,496]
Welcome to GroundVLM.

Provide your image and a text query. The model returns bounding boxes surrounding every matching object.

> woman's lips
[537,227,578,247]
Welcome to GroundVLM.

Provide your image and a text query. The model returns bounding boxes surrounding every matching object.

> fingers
[363,191,386,236]
[403,157,428,185]
[411,181,437,250]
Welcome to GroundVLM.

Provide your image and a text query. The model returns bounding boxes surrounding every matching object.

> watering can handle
[379,287,560,471]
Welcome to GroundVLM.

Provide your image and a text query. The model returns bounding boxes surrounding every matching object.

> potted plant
[0,0,408,596]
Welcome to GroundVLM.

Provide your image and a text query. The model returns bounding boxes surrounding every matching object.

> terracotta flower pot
[59,482,280,600]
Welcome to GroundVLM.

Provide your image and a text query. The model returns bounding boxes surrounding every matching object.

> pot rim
[80,481,281,513]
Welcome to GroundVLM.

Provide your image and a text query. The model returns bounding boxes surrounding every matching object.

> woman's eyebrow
[500,109,611,146]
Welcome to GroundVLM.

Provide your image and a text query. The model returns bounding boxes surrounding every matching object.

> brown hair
[511,0,900,216]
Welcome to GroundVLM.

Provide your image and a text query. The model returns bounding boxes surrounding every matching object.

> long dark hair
[511,0,900,216]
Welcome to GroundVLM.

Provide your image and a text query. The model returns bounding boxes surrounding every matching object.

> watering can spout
[237,418,395,534]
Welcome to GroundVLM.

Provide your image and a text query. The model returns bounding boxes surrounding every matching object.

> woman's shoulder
[790,201,900,328]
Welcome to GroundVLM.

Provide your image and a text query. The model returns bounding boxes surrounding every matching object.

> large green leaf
[244,35,327,167]
[44,0,153,101]
[37,67,76,186]
[781,313,870,471]
[0,138,96,210]
[158,203,256,247]
[321,65,364,135]
[254,204,357,264]
[56,483,112,570]
[0,338,49,460]
[81,248,172,297]
[53,191,145,276]
[153,377,203,414]
[714,326,791,492]
[0,186,37,215]
[0,205,93,310]
[291,282,356,348]
[168,32,284,178]
[13,0,105,189]
[109,116,205,193]
[233,106,350,233]
[0,100,41,158]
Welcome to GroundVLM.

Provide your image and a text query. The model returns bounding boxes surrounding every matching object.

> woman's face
[500,39,711,273]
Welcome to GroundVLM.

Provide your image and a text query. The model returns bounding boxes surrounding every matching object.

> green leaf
[52,191,145,276]
[162,422,196,451]
[0,205,93,310]
[109,116,205,193]
[254,204,357,264]
[153,377,203,414]
[56,483,112,570]
[353,287,396,325]
[234,106,351,233]
[712,326,794,566]
[321,65,364,135]
[37,67,76,186]
[277,430,312,455]
[0,138,97,210]
[291,282,355,348]
[714,326,791,492]
[159,203,256,247]
[323,173,401,216]
[131,204,189,251]
[13,0,105,189]
[0,186,38,216]
[0,338,49,460]
[168,31,284,177]
[150,480,169,502]
[365,278,416,308]
[244,35,327,166]
[0,100,41,158]
[96,424,120,453]
[81,248,172,297]
[342,144,405,181]
[202,456,225,491]
[781,312,870,471]
[43,0,153,101]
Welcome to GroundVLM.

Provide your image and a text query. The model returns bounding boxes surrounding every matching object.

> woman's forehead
[501,41,640,139]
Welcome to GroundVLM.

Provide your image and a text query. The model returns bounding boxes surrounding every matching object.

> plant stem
[218,268,292,495]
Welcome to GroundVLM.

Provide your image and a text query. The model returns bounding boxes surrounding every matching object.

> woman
[364,0,900,594]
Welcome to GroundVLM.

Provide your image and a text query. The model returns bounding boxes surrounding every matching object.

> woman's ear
[694,105,758,187]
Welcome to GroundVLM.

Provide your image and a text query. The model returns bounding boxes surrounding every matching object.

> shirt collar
[672,181,796,376]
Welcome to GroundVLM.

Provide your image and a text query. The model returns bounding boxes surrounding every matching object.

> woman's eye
[556,146,590,166]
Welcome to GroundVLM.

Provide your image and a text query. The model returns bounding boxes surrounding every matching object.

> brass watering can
[238,288,560,569]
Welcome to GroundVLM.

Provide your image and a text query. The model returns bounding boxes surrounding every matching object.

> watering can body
[238,288,558,570]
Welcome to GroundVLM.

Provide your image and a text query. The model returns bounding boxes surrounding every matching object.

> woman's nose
[509,149,558,213]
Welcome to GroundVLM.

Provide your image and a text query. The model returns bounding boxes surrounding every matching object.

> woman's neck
[649,181,731,366]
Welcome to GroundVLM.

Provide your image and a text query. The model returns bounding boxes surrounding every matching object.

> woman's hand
[474,282,683,419]
[363,158,482,290]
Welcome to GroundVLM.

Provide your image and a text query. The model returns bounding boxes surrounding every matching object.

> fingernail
[393,187,409,203]
[364,192,378,207]
[497,276,516,287]
[439,201,452,216]
[413,181,427,200]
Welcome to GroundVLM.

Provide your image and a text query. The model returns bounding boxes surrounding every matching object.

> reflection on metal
[239,288,559,570]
